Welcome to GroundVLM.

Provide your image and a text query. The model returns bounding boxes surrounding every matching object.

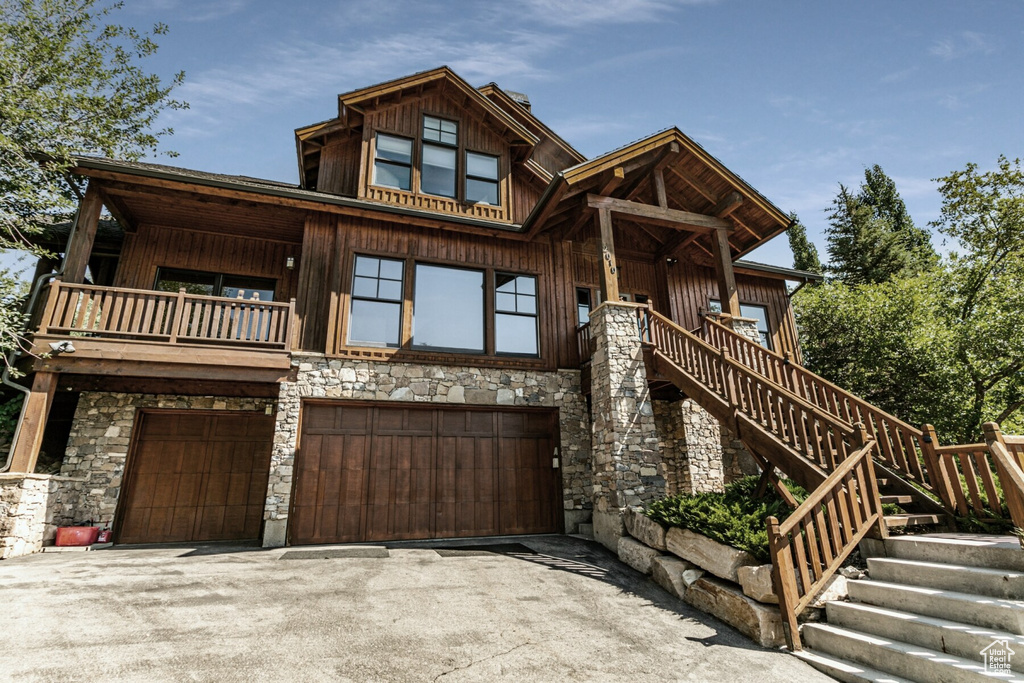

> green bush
[644,476,808,563]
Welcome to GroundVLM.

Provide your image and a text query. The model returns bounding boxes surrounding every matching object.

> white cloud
[880,66,918,83]
[519,0,719,27]
[127,0,251,22]
[929,31,996,60]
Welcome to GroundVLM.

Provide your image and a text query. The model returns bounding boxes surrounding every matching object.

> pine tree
[786,213,822,274]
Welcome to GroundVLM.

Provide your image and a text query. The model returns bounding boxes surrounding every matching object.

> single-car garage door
[290,403,560,545]
[117,411,274,544]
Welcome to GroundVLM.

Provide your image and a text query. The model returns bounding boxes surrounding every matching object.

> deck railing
[576,322,594,362]
[38,280,294,350]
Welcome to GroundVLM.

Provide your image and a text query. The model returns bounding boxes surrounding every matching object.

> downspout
[0,199,83,473]
[787,279,810,299]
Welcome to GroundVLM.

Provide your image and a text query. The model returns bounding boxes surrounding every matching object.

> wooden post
[169,288,186,343]
[766,515,801,650]
[921,424,956,511]
[596,207,619,303]
[652,168,668,209]
[63,183,104,284]
[710,227,740,317]
[984,422,1024,527]
[8,372,58,473]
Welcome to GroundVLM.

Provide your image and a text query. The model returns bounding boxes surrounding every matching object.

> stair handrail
[984,422,1024,531]
[701,315,938,492]
[767,430,887,651]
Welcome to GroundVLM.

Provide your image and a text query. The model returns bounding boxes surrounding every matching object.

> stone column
[588,302,663,551]
[726,315,762,345]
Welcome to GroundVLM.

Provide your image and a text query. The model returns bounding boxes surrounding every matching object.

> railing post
[767,515,801,650]
[718,347,734,406]
[286,298,296,351]
[921,424,956,511]
[169,288,187,344]
[38,278,62,335]
[984,422,1024,527]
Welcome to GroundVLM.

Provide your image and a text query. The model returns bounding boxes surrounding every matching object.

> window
[373,133,413,191]
[412,264,484,353]
[421,116,457,198]
[576,287,591,326]
[495,273,538,355]
[349,256,404,347]
[708,300,772,349]
[465,152,499,205]
[155,268,275,301]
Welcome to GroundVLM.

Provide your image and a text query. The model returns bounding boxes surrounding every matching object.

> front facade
[1,67,821,556]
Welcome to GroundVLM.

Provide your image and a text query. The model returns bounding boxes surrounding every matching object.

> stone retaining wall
[0,473,86,559]
[264,355,591,546]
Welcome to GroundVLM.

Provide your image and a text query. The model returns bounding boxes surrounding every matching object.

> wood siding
[317,135,361,196]
[115,224,301,302]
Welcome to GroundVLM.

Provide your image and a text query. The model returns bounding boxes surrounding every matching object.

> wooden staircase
[634,307,1024,650]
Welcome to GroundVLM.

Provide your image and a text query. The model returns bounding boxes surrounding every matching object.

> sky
[51,0,1024,270]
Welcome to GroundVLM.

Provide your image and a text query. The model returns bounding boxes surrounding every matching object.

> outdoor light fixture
[286,256,296,270]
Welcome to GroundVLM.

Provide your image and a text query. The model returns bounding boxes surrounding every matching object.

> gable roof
[476,83,586,165]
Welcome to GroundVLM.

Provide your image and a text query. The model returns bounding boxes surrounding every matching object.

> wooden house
[3,66,822,550]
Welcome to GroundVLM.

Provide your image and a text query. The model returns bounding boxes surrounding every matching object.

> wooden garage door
[117,411,274,544]
[291,404,559,545]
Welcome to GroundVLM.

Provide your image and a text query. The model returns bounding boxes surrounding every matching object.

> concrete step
[792,647,915,683]
[884,534,1024,572]
[884,514,943,527]
[827,600,1024,673]
[848,580,1024,634]
[868,557,1024,600]
[803,622,1024,682]
[880,495,914,506]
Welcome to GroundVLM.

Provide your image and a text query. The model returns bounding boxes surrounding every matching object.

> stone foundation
[265,355,591,546]
[60,393,275,526]
[1,473,85,559]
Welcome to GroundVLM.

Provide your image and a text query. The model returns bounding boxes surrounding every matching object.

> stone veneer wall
[60,393,275,526]
[264,355,591,546]
[0,473,85,559]
[653,398,727,495]
[588,303,664,549]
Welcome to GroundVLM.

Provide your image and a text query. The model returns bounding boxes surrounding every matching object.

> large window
[349,256,404,347]
[421,116,457,198]
[708,300,772,349]
[495,273,537,355]
[155,268,276,301]
[412,264,484,353]
[373,133,413,191]
[465,152,499,205]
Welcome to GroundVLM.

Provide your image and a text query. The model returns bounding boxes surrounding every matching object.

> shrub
[644,476,807,563]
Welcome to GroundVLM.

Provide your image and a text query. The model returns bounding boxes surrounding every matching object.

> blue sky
[101,0,1024,269]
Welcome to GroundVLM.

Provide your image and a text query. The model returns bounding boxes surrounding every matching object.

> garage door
[117,411,274,544]
[290,403,560,545]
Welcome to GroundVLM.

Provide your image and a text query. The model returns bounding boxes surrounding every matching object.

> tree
[0,0,184,370]
[1,0,185,250]
[825,165,937,284]
[786,213,822,274]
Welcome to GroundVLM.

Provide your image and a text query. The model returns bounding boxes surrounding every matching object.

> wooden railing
[984,423,1024,531]
[702,317,935,491]
[38,280,294,350]
[643,308,860,474]
[767,434,886,651]
[576,323,594,362]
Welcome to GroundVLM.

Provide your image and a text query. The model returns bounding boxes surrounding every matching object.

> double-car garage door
[290,403,561,545]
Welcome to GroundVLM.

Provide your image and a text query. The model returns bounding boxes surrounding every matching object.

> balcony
[29,281,294,382]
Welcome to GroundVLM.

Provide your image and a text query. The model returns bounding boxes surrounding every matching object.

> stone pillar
[588,302,663,551]
[654,398,727,495]
[726,315,762,345]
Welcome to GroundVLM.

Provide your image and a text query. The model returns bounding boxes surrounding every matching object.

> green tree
[0,0,184,369]
[786,213,822,274]
[825,165,936,284]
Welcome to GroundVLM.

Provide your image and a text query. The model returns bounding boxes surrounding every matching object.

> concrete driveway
[1,535,830,682]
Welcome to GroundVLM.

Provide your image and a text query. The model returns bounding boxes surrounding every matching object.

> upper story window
[466,152,499,205]
[373,133,413,191]
[412,263,484,353]
[708,299,772,349]
[495,273,538,355]
[349,255,404,347]
[421,116,457,198]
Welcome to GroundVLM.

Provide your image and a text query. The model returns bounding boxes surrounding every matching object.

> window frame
[347,255,405,348]
[494,272,539,357]
[153,267,277,301]
[411,262,485,354]
[465,150,501,206]
[372,132,414,192]
[419,116,459,199]
[707,298,773,350]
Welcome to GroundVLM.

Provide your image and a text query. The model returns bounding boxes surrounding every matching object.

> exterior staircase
[796,534,1024,682]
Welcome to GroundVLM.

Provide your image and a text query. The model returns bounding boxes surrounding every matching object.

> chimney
[504,89,531,112]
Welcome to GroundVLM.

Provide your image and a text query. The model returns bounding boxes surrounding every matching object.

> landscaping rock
[807,574,848,609]
[617,536,661,575]
[737,564,777,604]
[592,509,626,552]
[623,507,667,550]
[683,576,786,648]
[651,555,702,599]
[665,527,758,583]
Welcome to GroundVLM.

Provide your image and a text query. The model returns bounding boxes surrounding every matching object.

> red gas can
[55,526,100,546]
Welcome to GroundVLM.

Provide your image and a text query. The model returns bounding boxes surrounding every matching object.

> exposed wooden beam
[620,142,681,202]
[8,371,58,473]
[64,183,103,283]
[596,208,619,303]
[524,181,568,240]
[655,191,744,260]
[653,168,668,209]
[97,187,138,233]
[587,194,732,232]
[711,191,743,218]
[710,227,740,316]
[563,167,625,241]
[668,164,718,203]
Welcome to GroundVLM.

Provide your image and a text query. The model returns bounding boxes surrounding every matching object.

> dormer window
[373,133,413,191]
[466,152,499,205]
[421,116,457,198]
